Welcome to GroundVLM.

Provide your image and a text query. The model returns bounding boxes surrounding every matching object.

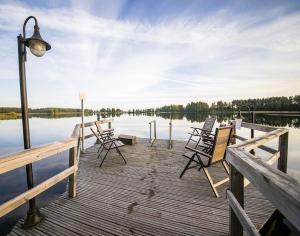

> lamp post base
[22,207,43,229]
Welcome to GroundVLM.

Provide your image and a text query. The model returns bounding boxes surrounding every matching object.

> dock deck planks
[10,138,274,235]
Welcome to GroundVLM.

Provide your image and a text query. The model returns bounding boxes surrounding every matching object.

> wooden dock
[10,138,274,236]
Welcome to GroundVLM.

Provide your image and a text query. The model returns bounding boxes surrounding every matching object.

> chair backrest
[210,126,232,165]
[90,127,100,140]
[95,122,104,134]
[202,117,216,133]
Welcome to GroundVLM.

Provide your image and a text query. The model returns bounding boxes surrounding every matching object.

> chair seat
[103,140,124,149]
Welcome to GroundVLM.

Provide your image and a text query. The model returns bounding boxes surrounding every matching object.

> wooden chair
[95,122,114,149]
[90,127,126,167]
[180,126,232,198]
[186,117,216,149]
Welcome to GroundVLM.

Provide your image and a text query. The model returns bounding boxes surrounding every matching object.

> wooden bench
[118,134,137,145]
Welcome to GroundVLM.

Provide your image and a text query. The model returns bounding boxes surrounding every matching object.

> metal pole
[81,99,84,152]
[149,122,152,143]
[169,120,172,149]
[154,120,156,140]
[250,109,255,155]
[18,35,43,228]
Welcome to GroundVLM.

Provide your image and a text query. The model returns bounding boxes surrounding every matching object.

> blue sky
[0,0,300,109]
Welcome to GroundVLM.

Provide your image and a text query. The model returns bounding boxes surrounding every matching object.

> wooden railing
[0,118,112,218]
[226,122,300,235]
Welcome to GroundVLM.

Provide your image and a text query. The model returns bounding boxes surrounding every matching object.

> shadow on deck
[10,138,274,236]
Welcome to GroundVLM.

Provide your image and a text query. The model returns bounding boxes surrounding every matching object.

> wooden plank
[241,122,277,132]
[10,138,275,236]
[0,166,77,217]
[232,128,287,151]
[84,133,94,139]
[227,191,260,236]
[226,147,300,232]
[235,135,277,154]
[0,138,77,174]
[266,151,280,165]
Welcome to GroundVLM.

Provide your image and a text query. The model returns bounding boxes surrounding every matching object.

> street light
[79,92,86,152]
[234,110,245,129]
[17,16,51,228]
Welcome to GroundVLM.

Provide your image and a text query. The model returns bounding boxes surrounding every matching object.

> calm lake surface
[0,113,299,235]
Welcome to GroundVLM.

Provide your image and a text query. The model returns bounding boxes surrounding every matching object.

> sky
[0,0,300,109]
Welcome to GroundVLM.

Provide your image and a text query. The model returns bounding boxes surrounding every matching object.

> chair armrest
[102,128,114,133]
[190,127,214,133]
[185,146,212,159]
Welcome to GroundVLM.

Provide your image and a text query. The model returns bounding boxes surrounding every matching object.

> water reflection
[0,112,299,235]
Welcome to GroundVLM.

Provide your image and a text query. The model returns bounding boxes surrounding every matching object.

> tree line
[0,107,94,115]
[1,95,299,116]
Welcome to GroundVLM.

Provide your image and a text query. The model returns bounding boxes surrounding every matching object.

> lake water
[0,113,299,235]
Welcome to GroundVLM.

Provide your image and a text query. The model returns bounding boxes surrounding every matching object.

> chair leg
[97,144,104,154]
[99,149,110,167]
[222,161,230,175]
[115,145,126,164]
[202,167,219,198]
[179,154,195,178]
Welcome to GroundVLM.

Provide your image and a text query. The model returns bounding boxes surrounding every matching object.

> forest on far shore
[1,95,299,116]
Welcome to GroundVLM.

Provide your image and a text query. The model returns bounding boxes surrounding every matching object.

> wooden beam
[241,122,277,132]
[229,164,244,236]
[278,132,288,173]
[235,135,277,154]
[0,138,77,174]
[227,190,260,236]
[68,146,78,198]
[232,128,287,151]
[0,166,77,217]
[266,151,280,165]
[226,147,300,232]
[84,133,94,139]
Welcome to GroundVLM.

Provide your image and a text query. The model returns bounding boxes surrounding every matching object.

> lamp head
[79,92,86,101]
[234,111,245,129]
[25,24,51,57]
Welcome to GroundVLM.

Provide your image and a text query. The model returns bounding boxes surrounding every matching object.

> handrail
[149,120,156,146]
[0,119,112,218]
[226,122,300,235]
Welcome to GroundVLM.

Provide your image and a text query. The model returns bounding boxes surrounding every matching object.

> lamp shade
[79,92,86,101]
[25,25,51,57]
[234,111,245,129]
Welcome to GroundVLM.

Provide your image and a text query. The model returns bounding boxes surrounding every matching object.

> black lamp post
[18,16,51,228]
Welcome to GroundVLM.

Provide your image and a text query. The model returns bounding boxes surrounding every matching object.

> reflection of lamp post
[79,93,86,152]
[18,16,51,228]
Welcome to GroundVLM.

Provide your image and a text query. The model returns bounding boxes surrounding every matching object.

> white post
[169,120,172,149]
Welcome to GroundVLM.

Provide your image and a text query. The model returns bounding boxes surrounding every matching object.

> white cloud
[0,1,299,109]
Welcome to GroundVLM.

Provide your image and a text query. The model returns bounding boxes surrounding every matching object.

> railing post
[169,120,172,149]
[68,146,77,198]
[149,122,152,143]
[250,111,255,155]
[154,120,157,140]
[81,99,84,152]
[108,121,111,129]
[229,164,244,236]
[97,113,100,121]
[278,132,288,173]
